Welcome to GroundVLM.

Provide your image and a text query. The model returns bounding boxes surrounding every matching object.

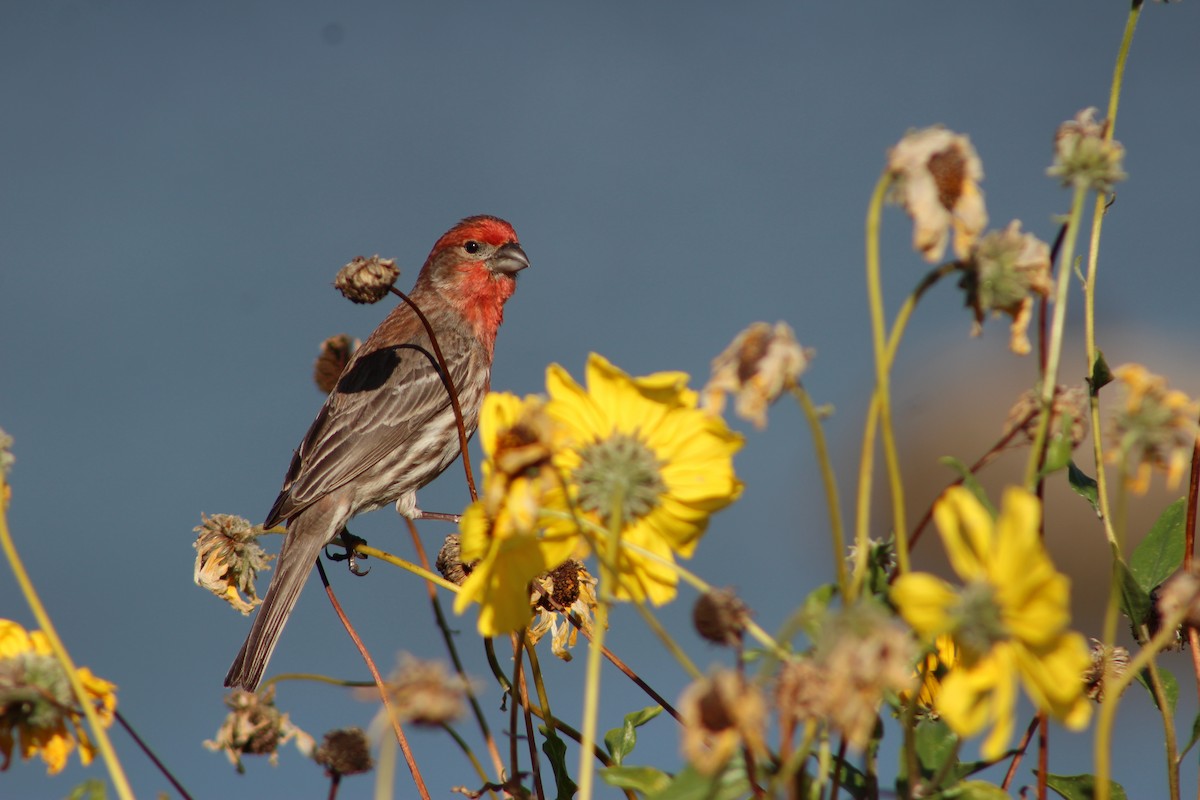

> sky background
[3,2,1200,798]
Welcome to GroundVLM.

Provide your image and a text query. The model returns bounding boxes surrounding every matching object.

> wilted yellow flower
[454,393,579,636]
[193,513,274,615]
[958,221,1052,355]
[1047,108,1126,193]
[334,255,399,304]
[1108,364,1200,494]
[205,686,313,772]
[366,655,470,726]
[887,126,988,263]
[313,334,359,394]
[547,354,743,605]
[528,560,600,661]
[702,322,812,429]
[0,620,117,775]
[890,487,1091,760]
[678,668,767,776]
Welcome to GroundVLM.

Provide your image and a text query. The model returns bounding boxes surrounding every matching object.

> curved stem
[576,489,624,800]
[1024,182,1089,489]
[0,479,134,800]
[863,172,910,578]
[791,383,848,597]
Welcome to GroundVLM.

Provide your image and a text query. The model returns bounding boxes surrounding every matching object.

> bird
[225,215,529,690]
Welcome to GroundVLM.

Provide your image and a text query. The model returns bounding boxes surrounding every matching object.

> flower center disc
[575,432,666,524]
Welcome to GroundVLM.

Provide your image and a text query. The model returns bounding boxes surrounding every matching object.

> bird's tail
[224,502,342,690]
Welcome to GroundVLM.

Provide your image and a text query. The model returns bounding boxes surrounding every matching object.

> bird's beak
[490,242,530,275]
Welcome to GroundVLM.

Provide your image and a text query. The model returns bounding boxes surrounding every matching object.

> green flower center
[953,581,1008,658]
[574,432,666,525]
[0,652,74,731]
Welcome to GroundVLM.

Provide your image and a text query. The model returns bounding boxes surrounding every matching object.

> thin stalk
[791,383,848,597]
[863,172,910,576]
[1024,182,1089,489]
[0,481,134,800]
[576,489,624,800]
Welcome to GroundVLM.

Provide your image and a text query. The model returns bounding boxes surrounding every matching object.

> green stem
[577,489,624,800]
[353,542,461,593]
[791,384,848,598]
[1095,477,1132,800]
[1143,645,1181,800]
[0,478,134,800]
[629,595,702,679]
[1024,182,1089,489]
[864,171,910,578]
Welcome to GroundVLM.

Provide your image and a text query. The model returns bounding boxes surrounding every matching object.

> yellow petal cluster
[0,619,117,775]
[890,487,1090,759]
[547,354,743,604]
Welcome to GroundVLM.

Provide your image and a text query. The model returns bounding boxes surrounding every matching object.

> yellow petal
[890,573,957,640]
[933,487,993,581]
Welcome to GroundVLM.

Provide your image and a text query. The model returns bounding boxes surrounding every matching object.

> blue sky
[3,2,1199,797]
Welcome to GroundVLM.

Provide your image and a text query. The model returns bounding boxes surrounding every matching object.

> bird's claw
[326,531,371,576]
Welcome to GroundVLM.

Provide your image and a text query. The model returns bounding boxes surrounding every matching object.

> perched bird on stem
[225,215,528,690]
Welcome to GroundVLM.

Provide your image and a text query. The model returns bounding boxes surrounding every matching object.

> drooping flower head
[678,668,767,776]
[702,321,812,429]
[957,221,1052,355]
[333,255,400,304]
[887,126,988,264]
[1107,364,1200,494]
[193,513,274,615]
[547,354,743,604]
[0,620,117,775]
[454,393,579,635]
[205,686,312,772]
[1047,107,1126,193]
[890,487,1091,759]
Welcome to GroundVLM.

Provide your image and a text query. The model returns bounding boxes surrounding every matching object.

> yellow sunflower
[0,619,117,775]
[546,353,743,605]
[890,487,1090,760]
[454,393,580,636]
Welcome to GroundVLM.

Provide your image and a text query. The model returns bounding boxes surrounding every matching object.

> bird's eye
[463,241,481,254]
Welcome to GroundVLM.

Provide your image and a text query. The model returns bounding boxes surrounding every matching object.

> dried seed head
[435,534,472,586]
[692,587,751,647]
[334,255,399,304]
[958,221,1052,355]
[193,514,274,615]
[678,668,767,775]
[1047,108,1127,193]
[702,322,812,428]
[1004,386,1089,450]
[313,334,358,394]
[314,727,373,777]
[1083,640,1130,703]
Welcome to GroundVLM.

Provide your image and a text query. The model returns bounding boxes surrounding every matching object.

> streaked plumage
[225,216,528,690]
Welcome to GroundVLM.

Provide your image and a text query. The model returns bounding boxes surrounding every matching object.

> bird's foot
[326,530,370,576]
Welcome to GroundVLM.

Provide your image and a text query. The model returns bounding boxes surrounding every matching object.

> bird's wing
[264,327,480,527]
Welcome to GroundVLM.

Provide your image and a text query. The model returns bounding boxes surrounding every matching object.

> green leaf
[604,705,663,765]
[1181,713,1200,760]
[1135,664,1179,716]
[1129,498,1187,596]
[798,583,837,641]
[1067,460,1101,516]
[1116,558,1152,633]
[914,718,958,779]
[1045,772,1128,800]
[66,781,107,800]
[1090,350,1114,396]
[541,734,577,799]
[650,762,750,800]
[946,781,1011,800]
[601,765,671,795]
[1040,429,1074,476]
[938,457,996,516]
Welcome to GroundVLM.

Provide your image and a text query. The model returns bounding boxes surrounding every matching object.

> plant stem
[792,383,848,598]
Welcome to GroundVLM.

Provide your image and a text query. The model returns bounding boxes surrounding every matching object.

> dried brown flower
[1083,640,1130,703]
[1047,108,1126,193]
[334,255,400,304]
[313,727,373,777]
[313,334,359,394]
[436,533,472,586]
[367,655,470,726]
[1108,364,1200,494]
[678,668,767,776]
[887,127,988,263]
[204,687,313,772]
[692,587,751,648]
[193,514,274,615]
[528,560,600,661]
[958,221,1052,355]
[1004,385,1089,450]
[702,322,812,429]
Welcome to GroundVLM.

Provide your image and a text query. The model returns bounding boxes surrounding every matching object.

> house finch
[225,215,529,690]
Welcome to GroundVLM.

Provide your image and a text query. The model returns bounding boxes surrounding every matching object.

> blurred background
[3,2,1199,797]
